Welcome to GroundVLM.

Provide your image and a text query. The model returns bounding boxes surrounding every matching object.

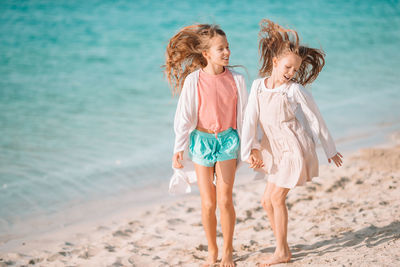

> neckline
[200,67,228,78]
[262,77,288,91]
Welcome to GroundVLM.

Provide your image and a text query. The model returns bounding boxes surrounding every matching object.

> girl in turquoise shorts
[164,24,248,267]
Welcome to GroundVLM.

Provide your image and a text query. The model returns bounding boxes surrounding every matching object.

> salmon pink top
[197,68,238,136]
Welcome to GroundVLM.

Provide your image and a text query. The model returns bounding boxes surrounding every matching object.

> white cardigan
[241,78,337,163]
[169,68,248,195]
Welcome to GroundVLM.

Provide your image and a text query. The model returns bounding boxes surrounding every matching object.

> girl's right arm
[293,83,342,166]
[172,75,196,168]
[241,80,263,167]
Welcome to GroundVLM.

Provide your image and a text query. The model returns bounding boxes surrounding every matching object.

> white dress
[241,78,337,189]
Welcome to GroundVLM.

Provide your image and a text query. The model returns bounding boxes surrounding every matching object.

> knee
[218,197,234,211]
[202,199,216,213]
[270,192,286,207]
[261,197,273,212]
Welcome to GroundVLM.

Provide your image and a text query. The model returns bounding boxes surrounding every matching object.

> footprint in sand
[128,220,141,226]
[57,251,71,257]
[97,225,110,231]
[196,244,208,251]
[356,179,363,185]
[2,260,16,265]
[253,222,264,232]
[104,244,116,252]
[240,244,251,251]
[192,254,205,260]
[306,186,317,192]
[186,207,195,213]
[167,218,185,225]
[78,245,100,259]
[246,210,254,220]
[236,217,244,224]
[128,256,136,264]
[47,253,63,262]
[28,258,43,265]
[113,229,132,237]
[325,176,350,192]
[111,259,124,267]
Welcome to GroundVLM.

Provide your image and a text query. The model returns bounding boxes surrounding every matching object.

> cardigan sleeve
[238,74,248,117]
[241,79,262,161]
[173,76,196,154]
[235,72,248,137]
[293,83,337,159]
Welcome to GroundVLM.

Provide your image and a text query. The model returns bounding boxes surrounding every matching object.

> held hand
[246,149,264,169]
[172,151,184,169]
[328,152,343,167]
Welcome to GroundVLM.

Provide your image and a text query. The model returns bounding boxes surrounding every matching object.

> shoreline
[0,180,179,254]
[1,121,397,246]
[1,127,399,266]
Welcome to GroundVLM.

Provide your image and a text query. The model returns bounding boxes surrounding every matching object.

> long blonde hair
[258,19,325,85]
[163,24,226,95]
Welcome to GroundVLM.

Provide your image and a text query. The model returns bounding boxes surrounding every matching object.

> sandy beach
[1,132,400,267]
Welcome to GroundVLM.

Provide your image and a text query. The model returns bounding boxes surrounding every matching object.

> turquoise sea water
[1,0,399,239]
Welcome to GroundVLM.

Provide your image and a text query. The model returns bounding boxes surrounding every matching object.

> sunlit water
[0,0,399,239]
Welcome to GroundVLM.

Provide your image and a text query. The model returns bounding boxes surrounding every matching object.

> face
[272,52,302,83]
[202,34,230,67]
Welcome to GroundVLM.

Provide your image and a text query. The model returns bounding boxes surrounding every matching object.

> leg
[261,182,276,236]
[260,185,291,266]
[195,163,218,266]
[259,182,276,262]
[215,159,237,267]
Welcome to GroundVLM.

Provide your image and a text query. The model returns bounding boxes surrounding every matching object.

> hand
[172,151,184,169]
[247,149,264,169]
[328,152,343,167]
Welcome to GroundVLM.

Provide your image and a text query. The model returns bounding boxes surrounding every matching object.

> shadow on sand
[235,220,400,263]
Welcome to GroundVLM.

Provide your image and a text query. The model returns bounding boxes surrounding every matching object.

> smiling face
[272,52,302,83]
[202,34,230,67]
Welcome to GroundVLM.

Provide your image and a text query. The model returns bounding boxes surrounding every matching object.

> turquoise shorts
[189,128,240,167]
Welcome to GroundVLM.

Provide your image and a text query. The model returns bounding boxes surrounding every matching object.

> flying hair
[163,24,226,95]
[258,19,325,85]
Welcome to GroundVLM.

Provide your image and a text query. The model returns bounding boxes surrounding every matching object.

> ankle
[274,246,290,256]
[208,245,218,254]
[222,246,233,255]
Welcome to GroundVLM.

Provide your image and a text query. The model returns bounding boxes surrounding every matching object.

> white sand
[1,133,399,266]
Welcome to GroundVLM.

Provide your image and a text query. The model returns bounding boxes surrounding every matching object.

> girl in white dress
[241,19,343,266]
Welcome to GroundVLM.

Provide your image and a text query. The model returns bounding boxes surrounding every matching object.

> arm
[293,84,340,162]
[241,80,262,163]
[235,75,263,169]
[172,76,196,168]
[234,72,248,137]
[238,74,249,126]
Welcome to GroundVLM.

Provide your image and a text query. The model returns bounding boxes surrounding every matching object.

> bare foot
[220,250,234,267]
[202,259,217,267]
[202,250,218,267]
[258,253,291,266]
[258,245,291,266]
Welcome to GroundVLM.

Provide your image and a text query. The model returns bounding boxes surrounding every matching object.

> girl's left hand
[328,152,343,167]
[247,149,264,169]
